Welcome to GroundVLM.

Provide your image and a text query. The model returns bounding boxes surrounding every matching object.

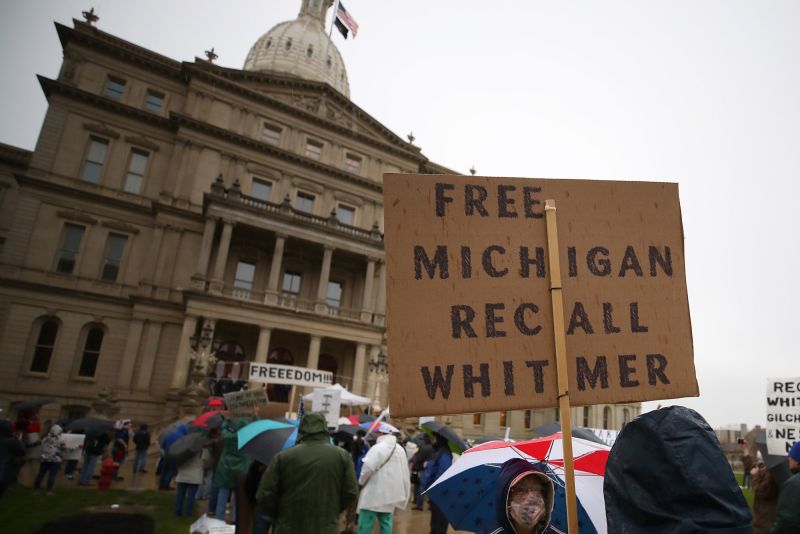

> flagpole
[321,0,339,81]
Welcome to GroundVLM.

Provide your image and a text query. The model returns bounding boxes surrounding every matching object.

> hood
[604,406,753,534]
[49,424,63,437]
[298,412,329,441]
[495,458,554,534]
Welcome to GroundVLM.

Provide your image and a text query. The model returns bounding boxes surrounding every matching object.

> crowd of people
[0,403,799,534]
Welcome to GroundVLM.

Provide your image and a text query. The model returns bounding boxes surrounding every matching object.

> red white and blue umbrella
[360,421,399,434]
[425,433,610,533]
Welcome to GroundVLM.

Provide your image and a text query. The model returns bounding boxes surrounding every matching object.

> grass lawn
[734,471,754,509]
[0,485,197,534]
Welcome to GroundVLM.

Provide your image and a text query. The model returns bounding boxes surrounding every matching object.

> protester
[174,442,209,517]
[0,420,25,497]
[33,424,78,495]
[492,458,554,534]
[78,430,111,486]
[257,412,357,533]
[771,441,800,534]
[213,418,251,524]
[422,433,453,534]
[410,435,432,510]
[14,409,41,447]
[159,424,188,490]
[244,460,272,534]
[604,406,753,533]
[203,427,223,514]
[740,441,779,533]
[356,429,411,534]
[111,420,132,480]
[132,423,151,475]
[351,429,370,481]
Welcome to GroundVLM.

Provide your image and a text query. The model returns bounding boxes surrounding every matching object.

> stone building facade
[0,1,639,434]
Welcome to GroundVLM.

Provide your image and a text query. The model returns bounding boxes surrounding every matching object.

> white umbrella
[301,383,371,406]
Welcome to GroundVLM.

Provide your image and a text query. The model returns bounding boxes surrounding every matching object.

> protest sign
[61,433,85,461]
[312,388,343,428]
[224,388,268,417]
[248,362,333,388]
[384,174,697,417]
[766,377,800,455]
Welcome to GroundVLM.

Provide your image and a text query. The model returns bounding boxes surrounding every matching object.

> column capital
[274,232,289,241]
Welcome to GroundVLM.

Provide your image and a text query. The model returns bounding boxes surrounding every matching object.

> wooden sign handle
[544,199,579,534]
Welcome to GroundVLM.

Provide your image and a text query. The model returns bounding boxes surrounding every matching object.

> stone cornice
[0,143,32,169]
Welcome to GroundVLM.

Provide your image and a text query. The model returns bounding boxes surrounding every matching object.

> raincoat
[771,466,800,534]
[493,458,554,534]
[212,419,251,489]
[357,434,411,513]
[256,412,358,534]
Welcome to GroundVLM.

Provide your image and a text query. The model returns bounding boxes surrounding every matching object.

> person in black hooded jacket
[604,406,754,534]
[493,458,555,534]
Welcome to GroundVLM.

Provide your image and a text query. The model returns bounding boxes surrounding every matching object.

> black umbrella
[166,431,206,466]
[533,422,608,446]
[421,421,468,454]
[66,417,115,435]
[755,429,791,486]
[13,397,57,412]
[157,418,193,448]
[472,435,505,445]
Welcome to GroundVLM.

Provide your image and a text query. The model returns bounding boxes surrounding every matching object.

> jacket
[212,419,251,489]
[0,420,24,482]
[422,444,452,492]
[175,448,208,485]
[604,406,753,534]
[742,454,779,531]
[771,468,800,534]
[132,429,151,452]
[357,434,411,513]
[40,425,73,463]
[256,413,358,534]
[494,458,554,534]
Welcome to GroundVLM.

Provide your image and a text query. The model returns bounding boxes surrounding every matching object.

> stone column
[374,261,387,326]
[352,343,367,395]
[170,315,198,390]
[194,218,217,281]
[307,335,322,370]
[209,220,233,294]
[314,246,334,314]
[254,327,272,364]
[138,224,165,294]
[135,321,163,392]
[117,319,144,390]
[366,345,381,403]
[360,257,377,322]
[264,234,287,305]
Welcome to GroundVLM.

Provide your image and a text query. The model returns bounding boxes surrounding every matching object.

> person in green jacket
[257,412,358,534]
[213,418,251,522]
[771,441,800,534]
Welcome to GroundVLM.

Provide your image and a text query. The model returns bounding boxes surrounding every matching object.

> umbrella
[345,414,376,425]
[533,423,608,446]
[13,397,57,412]
[166,431,206,466]
[421,421,468,454]
[301,384,372,406]
[361,421,399,434]
[755,429,791,485]
[192,410,226,429]
[157,418,193,447]
[331,424,361,444]
[65,417,115,435]
[237,419,297,465]
[426,433,610,533]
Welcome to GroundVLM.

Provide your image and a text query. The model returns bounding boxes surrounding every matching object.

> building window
[583,406,590,427]
[251,179,272,201]
[145,90,164,112]
[104,76,126,100]
[603,406,612,429]
[499,411,508,427]
[56,224,86,274]
[262,123,282,145]
[344,153,362,174]
[524,410,532,429]
[337,205,355,225]
[78,326,104,378]
[305,139,323,160]
[81,138,109,183]
[326,281,343,308]
[295,192,315,213]
[282,271,301,294]
[233,260,256,298]
[101,234,128,282]
[29,319,59,373]
[472,413,483,425]
[123,149,148,194]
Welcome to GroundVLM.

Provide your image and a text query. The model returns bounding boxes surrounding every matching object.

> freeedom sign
[384,174,697,417]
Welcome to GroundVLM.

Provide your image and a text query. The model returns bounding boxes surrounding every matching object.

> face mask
[508,489,545,529]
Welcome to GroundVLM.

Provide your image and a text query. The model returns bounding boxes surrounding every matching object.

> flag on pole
[334,1,359,39]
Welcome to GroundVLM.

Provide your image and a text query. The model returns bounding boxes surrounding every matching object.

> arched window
[78,325,104,377]
[603,406,612,429]
[216,341,245,362]
[30,318,60,373]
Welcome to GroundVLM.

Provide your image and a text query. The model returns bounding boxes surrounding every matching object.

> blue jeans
[64,459,78,476]
[358,510,392,534]
[159,460,177,489]
[133,450,147,473]
[78,454,100,485]
[34,461,61,492]
[253,509,272,534]
[215,486,237,522]
[175,482,199,516]
[208,483,219,514]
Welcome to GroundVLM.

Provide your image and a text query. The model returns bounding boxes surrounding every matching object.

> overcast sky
[2,1,798,429]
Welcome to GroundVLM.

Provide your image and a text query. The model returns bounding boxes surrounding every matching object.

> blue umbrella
[237,419,297,465]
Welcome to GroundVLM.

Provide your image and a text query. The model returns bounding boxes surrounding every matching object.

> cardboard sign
[224,388,268,416]
[384,174,697,417]
[248,362,333,388]
[312,388,343,428]
[61,433,85,461]
[766,377,800,455]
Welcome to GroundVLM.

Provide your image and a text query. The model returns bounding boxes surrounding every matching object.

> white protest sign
[766,377,800,455]
[209,526,236,534]
[61,433,85,461]
[312,388,342,428]
[223,388,268,417]
[248,362,333,388]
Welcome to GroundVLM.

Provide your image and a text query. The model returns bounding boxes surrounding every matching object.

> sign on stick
[312,388,343,428]
[766,377,800,455]
[248,362,333,388]
[224,388,268,416]
[384,174,697,417]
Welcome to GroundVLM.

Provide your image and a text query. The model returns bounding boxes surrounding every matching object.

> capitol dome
[243,0,350,98]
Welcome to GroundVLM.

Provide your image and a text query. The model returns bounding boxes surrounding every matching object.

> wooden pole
[287,384,297,418]
[544,199,579,534]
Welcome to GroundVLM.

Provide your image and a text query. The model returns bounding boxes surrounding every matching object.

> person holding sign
[771,441,800,534]
[740,441,779,534]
